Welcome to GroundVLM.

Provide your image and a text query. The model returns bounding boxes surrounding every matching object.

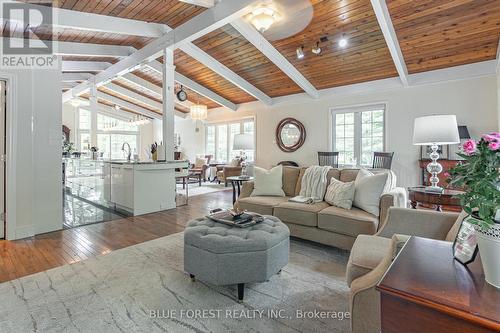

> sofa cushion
[324,178,355,209]
[251,165,285,197]
[294,167,307,196]
[318,206,379,237]
[340,169,359,182]
[282,167,301,197]
[346,235,392,287]
[237,196,290,215]
[353,169,388,217]
[274,201,330,227]
[326,169,341,184]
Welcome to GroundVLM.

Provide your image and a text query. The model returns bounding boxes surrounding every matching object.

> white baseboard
[13,225,35,240]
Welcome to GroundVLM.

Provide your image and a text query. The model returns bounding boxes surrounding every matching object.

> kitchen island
[102,160,189,216]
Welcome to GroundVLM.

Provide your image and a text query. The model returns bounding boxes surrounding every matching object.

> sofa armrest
[376,207,459,240]
[234,181,254,210]
[378,187,407,229]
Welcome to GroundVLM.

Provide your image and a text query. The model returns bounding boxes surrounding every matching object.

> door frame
[0,72,18,240]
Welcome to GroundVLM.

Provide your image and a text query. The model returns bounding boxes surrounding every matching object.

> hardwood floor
[0,190,233,284]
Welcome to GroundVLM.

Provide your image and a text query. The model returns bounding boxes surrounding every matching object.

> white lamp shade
[233,133,254,150]
[413,115,460,145]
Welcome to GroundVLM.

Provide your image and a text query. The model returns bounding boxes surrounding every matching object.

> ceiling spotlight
[312,41,322,55]
[114,105,121,111]
[250,5,280,33]
[338,37,348,48]
[296,46,305,59]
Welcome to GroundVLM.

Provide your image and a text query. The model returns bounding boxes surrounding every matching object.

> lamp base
[425,185,444,193]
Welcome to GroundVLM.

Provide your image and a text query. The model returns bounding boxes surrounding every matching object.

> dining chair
[318,152,339,167]
[372,152,394,169]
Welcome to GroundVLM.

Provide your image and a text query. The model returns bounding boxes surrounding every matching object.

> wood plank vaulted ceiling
[7,0,500,112]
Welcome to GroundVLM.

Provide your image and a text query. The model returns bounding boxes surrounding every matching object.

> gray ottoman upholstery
[184,215,289,301]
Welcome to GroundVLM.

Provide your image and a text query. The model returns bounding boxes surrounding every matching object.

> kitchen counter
[102,159,188,215]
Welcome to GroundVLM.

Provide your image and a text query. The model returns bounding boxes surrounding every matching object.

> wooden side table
[377,237,500,333]
[408,187,463,212]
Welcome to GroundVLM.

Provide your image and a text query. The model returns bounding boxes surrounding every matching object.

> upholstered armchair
[190,155,212,182]
[216,158,243,186]
[348,207,463,333]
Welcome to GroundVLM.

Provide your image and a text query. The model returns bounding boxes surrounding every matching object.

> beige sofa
[235,166,406,250]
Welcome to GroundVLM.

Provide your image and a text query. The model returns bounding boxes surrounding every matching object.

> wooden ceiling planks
[268,0,398,89]
[387,0,500,73]
[193,25,304,98]
[173,50,257,105]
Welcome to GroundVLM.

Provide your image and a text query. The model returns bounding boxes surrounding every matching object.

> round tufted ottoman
[184,215,289,302]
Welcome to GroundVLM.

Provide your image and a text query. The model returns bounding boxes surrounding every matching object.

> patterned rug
[0,233,351,333]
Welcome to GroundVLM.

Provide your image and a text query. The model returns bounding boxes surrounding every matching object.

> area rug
[0,233,351,333]
[176,182,230,197]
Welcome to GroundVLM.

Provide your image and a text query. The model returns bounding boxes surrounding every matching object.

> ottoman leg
[237,283,245,302]
[189,274,195,281]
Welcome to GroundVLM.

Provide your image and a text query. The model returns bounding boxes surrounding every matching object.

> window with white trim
[331,104,385,166]
[206,119,255,162]
[77,109,140,159]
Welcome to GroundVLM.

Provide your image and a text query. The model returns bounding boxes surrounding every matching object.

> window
[77,109,140,159]
[331,104,385,166]
[206,118,255,162]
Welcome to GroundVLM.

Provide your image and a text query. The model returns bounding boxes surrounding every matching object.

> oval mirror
[276,118,306,152]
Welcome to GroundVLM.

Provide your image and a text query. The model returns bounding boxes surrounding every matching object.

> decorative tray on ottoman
[207,209,264,228]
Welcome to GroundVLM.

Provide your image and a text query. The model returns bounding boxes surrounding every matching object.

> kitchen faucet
[122,142,131,162]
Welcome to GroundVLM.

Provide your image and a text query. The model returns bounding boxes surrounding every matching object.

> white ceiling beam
[179,43,273,105]
[1,38,133,57]
[105,82,162,110]
[97,92,162,120]
[145,61,238,111]
[11,2,168,38]
[230,19,319,99]
[66,0,257,103]
[179,0,215,8]
[62,73,92,82]
[62,61,111,72]
[370,0,409,87]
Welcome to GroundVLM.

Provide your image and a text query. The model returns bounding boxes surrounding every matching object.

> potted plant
[448,132,500,288]
[90,146,99,160]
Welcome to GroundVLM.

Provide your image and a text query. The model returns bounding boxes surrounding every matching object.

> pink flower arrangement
[462,139,477,155]
[465,132,500,153]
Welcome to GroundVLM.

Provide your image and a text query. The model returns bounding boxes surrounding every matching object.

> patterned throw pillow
[324,178,355,209]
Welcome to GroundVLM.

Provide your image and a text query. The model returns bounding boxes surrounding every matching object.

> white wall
[174,117,205,162]
[1,64,63,239]
[204,76,498,188]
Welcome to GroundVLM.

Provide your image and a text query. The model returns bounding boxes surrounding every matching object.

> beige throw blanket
[298,165,332,203]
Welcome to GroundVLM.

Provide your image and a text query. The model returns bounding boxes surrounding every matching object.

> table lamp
[413,115,460,193]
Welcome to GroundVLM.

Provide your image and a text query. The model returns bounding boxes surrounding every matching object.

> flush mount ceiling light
[250,5,281,32]
[190,104,208,121]
[312,41,322,55]
[296,46,305,59]
[338,35,348,48]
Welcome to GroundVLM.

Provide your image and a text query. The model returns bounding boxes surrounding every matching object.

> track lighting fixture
[296,46,305,59]
[312,41,322,55]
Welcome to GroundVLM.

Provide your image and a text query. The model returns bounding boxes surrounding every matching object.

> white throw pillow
[353,169,388,216]
[324,178,355,209]
[251,165,285,197]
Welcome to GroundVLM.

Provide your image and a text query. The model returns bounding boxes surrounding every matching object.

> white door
[0,81,5,239]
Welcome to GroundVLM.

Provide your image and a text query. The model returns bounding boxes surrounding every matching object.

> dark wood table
[227,176,254,204]
[377,237,500,333]
[408,186,464,212]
